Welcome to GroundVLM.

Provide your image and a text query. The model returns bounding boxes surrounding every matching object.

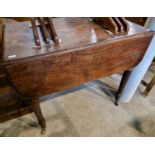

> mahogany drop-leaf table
[1,18,154,132]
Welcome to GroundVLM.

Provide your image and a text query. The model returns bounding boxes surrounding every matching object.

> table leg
[115,70,131,106]
[31,98,46,134]
[3,69,46,133]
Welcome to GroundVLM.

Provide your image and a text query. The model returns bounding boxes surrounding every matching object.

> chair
[142,63,155,96]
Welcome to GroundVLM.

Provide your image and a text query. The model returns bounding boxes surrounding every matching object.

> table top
[2,17,152,64]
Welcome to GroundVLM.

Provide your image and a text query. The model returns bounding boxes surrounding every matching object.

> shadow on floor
[0,100,80,137]
[0,79,118,137]
[40,80,117,105]
[86,80,117,104]
[130,113,155,136]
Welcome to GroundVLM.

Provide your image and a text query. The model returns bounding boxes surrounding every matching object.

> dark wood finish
[3,31,153,97]
[126,17,147,26]
[0,19,34,129]
[0,99,32,123]
[30,17,59,46]
[93,17,129,34]
[31,98,46,133]
[47,17,59,45]
[0,70,33,123]
[0,24,4,58]
[38,17,51,45]
[1,17,154,130]
[113,17,124,33]
[93,17,119,34]
[31,18,41,47]
[4,33,153,98]
[118,17,129,32]
[115,70,131,105]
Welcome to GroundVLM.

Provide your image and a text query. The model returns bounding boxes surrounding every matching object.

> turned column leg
[115,70,131,106]
[31,98,46,134]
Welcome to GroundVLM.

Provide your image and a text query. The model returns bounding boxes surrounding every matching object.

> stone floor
[0,69,155,137]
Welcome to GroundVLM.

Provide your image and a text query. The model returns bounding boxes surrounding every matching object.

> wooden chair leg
[115,70,131,106]
[31,98,46,134]
[143,75,155,97]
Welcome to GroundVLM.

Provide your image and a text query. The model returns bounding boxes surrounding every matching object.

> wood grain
[2,18,153,98]
[1,18,154,130]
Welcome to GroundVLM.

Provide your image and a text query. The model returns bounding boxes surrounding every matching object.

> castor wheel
[115,94,119,106]
[39,121,46,135]
[115,100,119,106]
[41,128,46,135]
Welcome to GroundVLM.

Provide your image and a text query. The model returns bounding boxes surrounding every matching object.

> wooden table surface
[2,17,152,63]
[2,17,154,98]
[1,17,154,131]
